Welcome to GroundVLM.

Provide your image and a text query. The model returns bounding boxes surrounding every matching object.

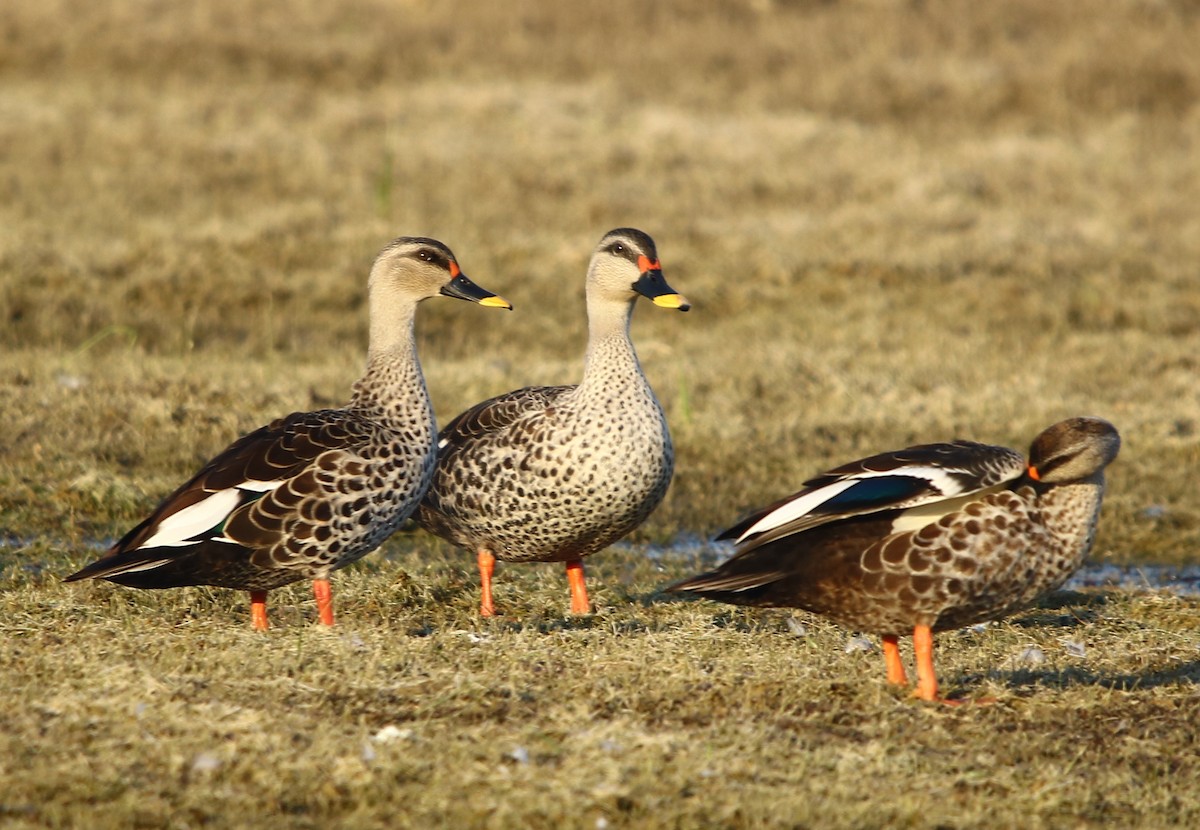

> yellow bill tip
[652,293,690,311]
[479,295,513,310]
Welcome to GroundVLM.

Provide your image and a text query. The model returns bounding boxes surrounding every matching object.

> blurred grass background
[2,0,1199,563]
[2,1,1200,827]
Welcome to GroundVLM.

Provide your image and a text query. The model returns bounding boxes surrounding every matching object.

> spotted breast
[418,228,690,617]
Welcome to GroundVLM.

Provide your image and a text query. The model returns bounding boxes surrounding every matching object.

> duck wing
[718,440,1027,550]
[435,385,576,450]
[64,409,376,583]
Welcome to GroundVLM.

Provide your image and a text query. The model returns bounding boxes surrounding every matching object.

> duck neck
[350,305,433,433]
[579,297,645,394]
[1037,471,1107,564]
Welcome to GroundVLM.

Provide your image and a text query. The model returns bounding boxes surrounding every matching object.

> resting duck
[417,228,689,617]
[65,237,511,629]
[667,417,1120,701]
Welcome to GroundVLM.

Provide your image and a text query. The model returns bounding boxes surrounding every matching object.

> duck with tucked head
[667,417,1120,702]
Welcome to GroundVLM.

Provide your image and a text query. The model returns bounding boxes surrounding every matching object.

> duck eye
[610,243,625,256]
[418,250,432,261]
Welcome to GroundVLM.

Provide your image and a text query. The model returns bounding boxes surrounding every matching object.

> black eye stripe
[605,241,638,262]
[415,248,450,268]
[1034,455,1068,476]
[600,229,658,263]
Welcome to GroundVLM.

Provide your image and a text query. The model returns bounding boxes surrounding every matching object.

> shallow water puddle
[7,535,1200,597]
[637,537,1200,597]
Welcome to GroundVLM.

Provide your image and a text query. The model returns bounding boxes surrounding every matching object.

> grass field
[2,0,1200,827]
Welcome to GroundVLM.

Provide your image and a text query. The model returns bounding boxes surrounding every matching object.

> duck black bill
[632,269,690,311]
[441,273,512,309]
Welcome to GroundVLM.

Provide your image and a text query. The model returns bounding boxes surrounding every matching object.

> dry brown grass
[3,0,1200,826]
[4,545,1200,829]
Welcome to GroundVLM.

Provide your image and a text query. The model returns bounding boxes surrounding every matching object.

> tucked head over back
[666,416,1121,703]
[1027,417,1120,484]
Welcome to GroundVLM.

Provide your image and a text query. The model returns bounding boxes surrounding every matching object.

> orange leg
[313,578,335,626]
[882,634,909,686]
[478,549,497,617]
[250,591,269,631]
[912,624,941,702]
[565,559,590,615]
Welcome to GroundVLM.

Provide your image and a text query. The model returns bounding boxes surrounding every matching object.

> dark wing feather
[675,441,1029,606]
[670,512,899,602]
[64,409,373,582]
[436,385,575,450]
[717,475,938,543]
[716,440,1026,548]
[800,440,1019,488]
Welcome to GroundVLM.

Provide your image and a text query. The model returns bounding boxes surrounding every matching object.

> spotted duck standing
[417,228,689,617]
[667,417,1120,702]
[65,237,511,629]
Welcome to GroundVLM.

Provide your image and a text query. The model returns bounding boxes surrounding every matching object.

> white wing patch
[736,466,984,544]
[737,480,858,543]
[136,481,284,550]
[236,479,285,492]
[888,483,1008,533]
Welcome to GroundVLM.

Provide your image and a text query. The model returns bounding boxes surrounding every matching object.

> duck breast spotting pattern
[418,228,689,616]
